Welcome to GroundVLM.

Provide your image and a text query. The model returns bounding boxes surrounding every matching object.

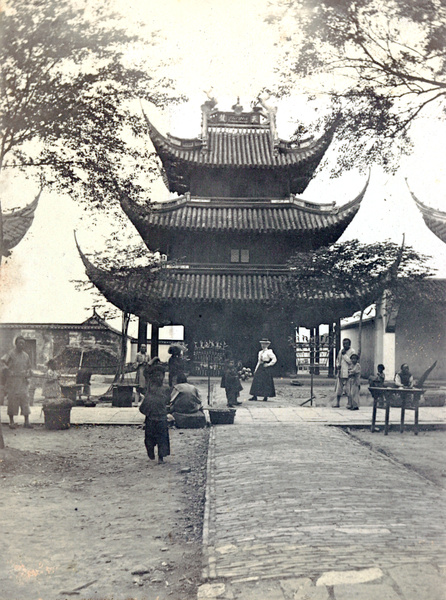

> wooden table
[369,387,425,435]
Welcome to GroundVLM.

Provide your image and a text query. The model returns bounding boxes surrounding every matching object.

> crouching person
[139,361,170,464]
[169,374,206,428]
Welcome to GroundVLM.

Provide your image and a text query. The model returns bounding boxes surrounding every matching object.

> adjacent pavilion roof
[120,178,368,248]
[409,188,446,244]
[2,190,40,257]
[144,108,337,195]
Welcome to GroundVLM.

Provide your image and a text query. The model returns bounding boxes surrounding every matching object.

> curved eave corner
[118,195,153,248]
[75,232,112,291]
[74,233,167,324]
[3,188,42,253]
[142,108,201,157]
[74,232,133,314]
[407,180,446,243]
[301,172,369,234]
[293,116,337,159]
[336,171,370,216]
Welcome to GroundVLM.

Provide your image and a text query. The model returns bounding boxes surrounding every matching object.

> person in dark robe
[221,359,243,407]
[139,361,170,464]
[248,339,277,402]
[168,345,186,387]
[76,368,92,401]
[170,374,203,415]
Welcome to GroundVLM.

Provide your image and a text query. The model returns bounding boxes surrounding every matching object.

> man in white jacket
[333,338,356,408]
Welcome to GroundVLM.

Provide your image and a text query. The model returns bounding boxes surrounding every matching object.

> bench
[369,387,424,435]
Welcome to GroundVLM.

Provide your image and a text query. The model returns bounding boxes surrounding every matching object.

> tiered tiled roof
[76,236,371,326]
[409,188,446,244]
[120,180,368,248]
[144,110,336,195]
[2,190,40,257]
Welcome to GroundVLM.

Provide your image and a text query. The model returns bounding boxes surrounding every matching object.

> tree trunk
[113,311,130,383]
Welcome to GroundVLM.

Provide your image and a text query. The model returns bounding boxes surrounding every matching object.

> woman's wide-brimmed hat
[259,339,271,345]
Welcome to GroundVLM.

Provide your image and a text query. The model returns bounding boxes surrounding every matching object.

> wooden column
[328,322,335,378]
[137,319,148,350]
[151,324,160,359]
[335,318,341,366]
[309,328,315,375]
[314,326,320,375]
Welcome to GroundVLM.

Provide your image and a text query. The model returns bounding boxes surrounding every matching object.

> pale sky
[0,0,445,332]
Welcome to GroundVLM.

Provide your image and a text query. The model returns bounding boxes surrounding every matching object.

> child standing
[220,360,243,407]
[139,362,170,464]
[346,353,361,410]
[42,359,61,400]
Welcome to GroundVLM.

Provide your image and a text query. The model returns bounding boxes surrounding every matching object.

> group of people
[220,338,278,406]
[1,334,418,456]
[334,337,416,410]
[138,339,279,464]
[0,335,96,429]
[333,338,361,410]
[137,346,203,464]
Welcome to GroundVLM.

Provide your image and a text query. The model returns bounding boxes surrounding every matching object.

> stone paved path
[200,423,446,599]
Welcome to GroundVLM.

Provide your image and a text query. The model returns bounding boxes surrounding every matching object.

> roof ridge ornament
[201,89,218,149]
[257,91,279,153]
[231,97,243,115]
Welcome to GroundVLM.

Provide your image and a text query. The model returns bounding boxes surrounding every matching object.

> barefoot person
[248,339,277,402]
[1,336,33,429]
[346,353,361,410]
[333,338,356,408]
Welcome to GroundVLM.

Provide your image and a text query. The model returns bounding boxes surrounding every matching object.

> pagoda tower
[79,97,368,372]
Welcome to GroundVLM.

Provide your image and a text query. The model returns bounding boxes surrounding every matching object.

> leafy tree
[283,239,434,354]
[0,0,182,260]
[265,0,446,174]
[74,234,169,382]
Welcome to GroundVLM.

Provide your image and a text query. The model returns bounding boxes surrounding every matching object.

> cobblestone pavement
[199,422,446,600]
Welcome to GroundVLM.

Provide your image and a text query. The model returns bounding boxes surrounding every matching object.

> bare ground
[0,424,209,600]
[347,428,446,488]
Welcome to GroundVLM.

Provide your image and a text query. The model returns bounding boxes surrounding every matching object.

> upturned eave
[2,189,41,256]
[408,184,446,244]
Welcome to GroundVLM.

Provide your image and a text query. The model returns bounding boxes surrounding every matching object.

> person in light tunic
[1,336,32,429]
[333,338,357,408]
[248,339,277,402]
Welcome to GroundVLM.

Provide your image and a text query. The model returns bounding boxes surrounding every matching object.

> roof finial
[232,97,243,115]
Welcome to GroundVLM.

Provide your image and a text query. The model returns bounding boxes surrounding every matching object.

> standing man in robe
[333,338,356,408]
[1,336,33,429]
